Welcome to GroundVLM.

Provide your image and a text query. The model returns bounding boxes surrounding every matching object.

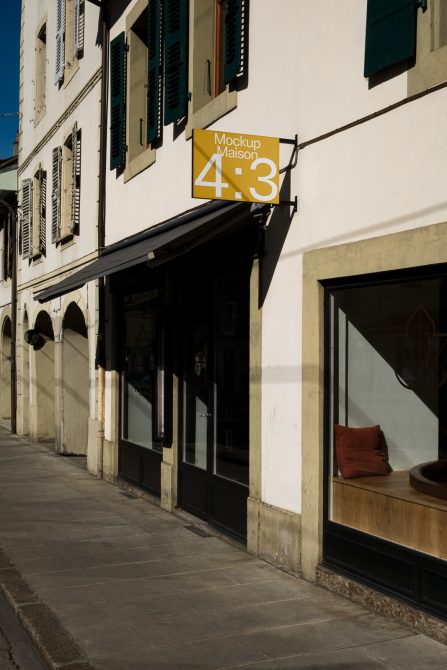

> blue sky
[0,1,21,159]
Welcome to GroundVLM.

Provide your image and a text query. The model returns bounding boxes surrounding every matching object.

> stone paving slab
[0,429,444,669]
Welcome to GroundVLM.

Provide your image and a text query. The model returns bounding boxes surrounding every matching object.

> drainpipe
[96,0,109,477]
[10,208,17,434]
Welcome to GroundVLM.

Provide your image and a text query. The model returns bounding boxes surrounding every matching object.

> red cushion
[334,424,389,479]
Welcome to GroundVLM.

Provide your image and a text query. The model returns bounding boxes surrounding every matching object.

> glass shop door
[179,271,250,540]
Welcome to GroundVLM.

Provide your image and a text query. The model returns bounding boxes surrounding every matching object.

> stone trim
[317,565,447,645]
[301,220,447,582]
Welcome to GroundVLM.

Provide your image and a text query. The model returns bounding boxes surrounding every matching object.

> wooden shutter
[39,169,47,255]
[110,32,127,170]
[224,0,242,85]
[75,0,85,55]
[147,0,162,144]
[364,0,419,77]
[163,0,188,125]
[3,213,13,280]
[71,124,81,234]
[55,0,66,84]
[22,179,33,259]
[52,147,62,243]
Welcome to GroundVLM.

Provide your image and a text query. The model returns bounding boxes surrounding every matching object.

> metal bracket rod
[278,196,298,214]
[279,134,298,174]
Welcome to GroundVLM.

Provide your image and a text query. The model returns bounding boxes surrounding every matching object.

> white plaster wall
[105,0,447,515]
[106,0,409,245]
[20,0,101,161]
[18,83,100,287]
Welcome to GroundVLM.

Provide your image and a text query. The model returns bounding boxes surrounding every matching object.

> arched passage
[32,311,55,441]
[62,303,89,454]
[1,318,11,423]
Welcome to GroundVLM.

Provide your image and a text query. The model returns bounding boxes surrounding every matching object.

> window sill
[63,58,80,89]
[34,108,46,127]
[185,89,237,140]
[59,234,75,249]
[124,147,156,183]
[30,252,43,264]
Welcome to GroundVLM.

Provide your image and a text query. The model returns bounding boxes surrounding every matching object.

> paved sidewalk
[0,429,446,669]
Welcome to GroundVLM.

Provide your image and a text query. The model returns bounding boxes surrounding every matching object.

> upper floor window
[432,0,447,50]
[124,1,155,180]
[52,124,81,243]
[364,0,447,93]
[110,0,247,173]
[55,0,85,86]
[35,22,47,123]
[1,212,13,281]
[21,168,47,261]
[363,0,424,78]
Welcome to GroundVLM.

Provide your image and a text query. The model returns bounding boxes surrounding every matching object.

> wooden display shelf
[332,471,447,560]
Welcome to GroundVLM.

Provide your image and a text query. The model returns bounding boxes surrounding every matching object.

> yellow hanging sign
[192,129,280,204]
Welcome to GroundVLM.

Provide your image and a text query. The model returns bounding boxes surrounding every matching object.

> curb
[0,548,95,670]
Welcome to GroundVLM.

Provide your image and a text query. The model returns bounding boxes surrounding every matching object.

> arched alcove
[1,318,11,423]
[62,302,89,455]
[32,311,55,441]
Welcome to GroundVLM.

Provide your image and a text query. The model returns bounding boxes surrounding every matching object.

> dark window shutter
[364,0,419,77]
[3,213,12,280]
[75,0,85,56]
[22,179,33,260]
[147,0,162,143]
[163,0,188,126]
[110,32,126,170]
[71,124,81,234]
[55,0,65,84]
[39,169,47,255]
[52,147,62,243]
[224,0,242,85]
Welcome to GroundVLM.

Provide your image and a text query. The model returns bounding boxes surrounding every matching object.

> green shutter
[147,0,161,143]
[110,32,126,170]
[163,0,189,126]
[224,0,242,85]
[364,0,418,78]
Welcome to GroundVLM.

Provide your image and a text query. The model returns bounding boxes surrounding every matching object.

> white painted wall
[20,0,101,162]
[105,0,447,514]
[18,0,101,454]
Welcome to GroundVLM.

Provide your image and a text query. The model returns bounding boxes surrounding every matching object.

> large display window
[327,274,447,560]
[121,289,164,453]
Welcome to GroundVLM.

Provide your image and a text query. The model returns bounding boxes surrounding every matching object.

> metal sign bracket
[278,135,298,213]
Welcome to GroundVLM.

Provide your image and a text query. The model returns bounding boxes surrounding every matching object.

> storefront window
[327,275,447,559]
[121,289,163,452]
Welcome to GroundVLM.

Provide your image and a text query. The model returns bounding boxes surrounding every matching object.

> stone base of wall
[101,438,118,482]
[161,460,176,512]
[248,497,301,575]
[316,564,447,645]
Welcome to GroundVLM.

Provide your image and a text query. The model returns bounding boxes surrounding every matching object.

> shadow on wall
[259,169,294,307]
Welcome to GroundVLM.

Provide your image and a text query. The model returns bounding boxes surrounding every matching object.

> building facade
[0,149,18,429]
[17,0,102,460]
[16,0,447,623]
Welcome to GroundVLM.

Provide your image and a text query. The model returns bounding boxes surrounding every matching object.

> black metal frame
[115,269,166,497]
[322,265,447,620]
[278,135,298,213]
[176,231,253,542]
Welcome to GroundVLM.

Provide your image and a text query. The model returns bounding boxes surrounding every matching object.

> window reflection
[121,290,163,452]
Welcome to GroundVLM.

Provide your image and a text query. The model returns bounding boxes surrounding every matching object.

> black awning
[35,200,261,303]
